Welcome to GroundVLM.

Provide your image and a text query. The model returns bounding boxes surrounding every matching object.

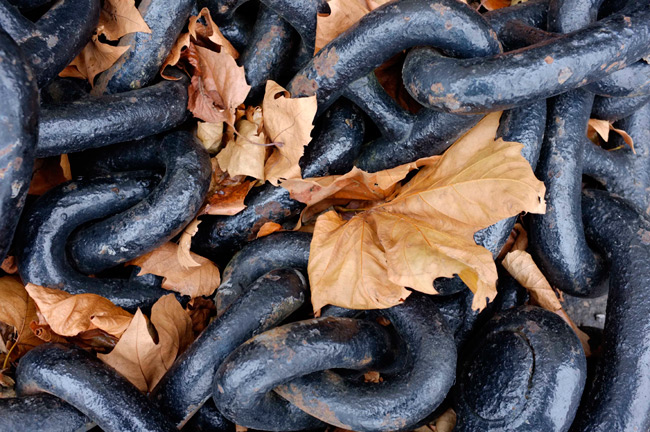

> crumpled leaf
[185,297,216,336]
[202,160,257,216]
[307,112,546,311]
[217,114,267,180]
[587,118,635,153]
[282,155,438,223]
[197,121,224,154]
[130,242,220,298]
[99,0,151,41]
[59,34,130,86]
[315,0,391,53]
[24,284,133,337]
[262,81,317,185]
[28,157,72,196]
[98,295,192,392]
[188,7,239,59]
[501,224,591,355]
[0,278,43,360]
[187,43,251,125]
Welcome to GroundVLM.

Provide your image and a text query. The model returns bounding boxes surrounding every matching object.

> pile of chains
[1,0,650,430]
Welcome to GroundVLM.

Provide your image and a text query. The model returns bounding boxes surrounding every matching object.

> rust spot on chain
[313,47,339,79]
[545,56,554,64]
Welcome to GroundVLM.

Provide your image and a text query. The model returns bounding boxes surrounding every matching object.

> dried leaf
[98,295,192,392]
[24,284,133,337]
[1,256,17,274]
[185,297,216,335]
[501,229,591,356]
[177,219,202,269]
[59,34,130,86]
[432,408,457,432]
[160,32,191,79]
[187,43,251,124]
[308,112,546,311]
[29,321,68,344]
[262,81,317,184]
[28,157,70,196]
[0,278,43,360]
[201,179,256,216]
[197,121,224,154]
[99,0,151,41]
[481,0,511,10]
[59,154,72,181]
[587,118,635,153]
[315,0,369,54]
[216,117,267,181]
[257,222,283,238]
[189,8,239,59]
[130,242,220,298]
[363,371,382,383]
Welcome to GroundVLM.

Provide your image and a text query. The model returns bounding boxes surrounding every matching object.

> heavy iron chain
[1,0,650,431]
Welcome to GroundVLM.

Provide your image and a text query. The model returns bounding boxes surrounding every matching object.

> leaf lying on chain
[99,0,151,41]
[307,112,546,312]
[0,277,43,362]
[201,160,257,216]
[587,118,635,153]
[262,81,318,185]
[188,7,239,59]
[28,157,72,195]
[187,43,251,124]
[257,222,283,238]
[59,34,130,86]
[99,295,193,392]
[217,113,267,181]
[1,256,17,274]
[501,224,591,355]
[177,219,202,268]
[197,121,225,154]
[130,242,220,297]
[282,155,438,223]
[24,284,133,337]
[481,0,512,10]
[315,0,391,53]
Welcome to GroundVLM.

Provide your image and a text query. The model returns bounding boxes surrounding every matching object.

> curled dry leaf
[202,160,257,216]
[99,0,151,41]
[24,284,133,338]
[188,7,239,59]
[217,116,267,181]
[587,118,635,153]
[307,112,546,311]
[197,121,224,154]
[1,256,17,274]
[99,295,193,392]
[177,219,202,269]
[130,242,220,298]
[0,277,43,361]
[481,0,512,10]
[28,157,71,196]
[257,222,283,238]
[59,34,130,86]
[186,43,251,125]
[262,81,318,185]
[501,228,591,356]
[185,296,216,336]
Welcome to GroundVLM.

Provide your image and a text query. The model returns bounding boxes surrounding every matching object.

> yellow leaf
[0,277,43,359]
[59,34,130,86]
[130,242,220,298]
[24,284,133,337]
[187,44,251,125]
[196,121,224,154]
[99,0,151,41]
[262,81,317,185]
[309,211,411,311]
[217,117,267,180]
[307,112,546,312]
[98,295,192,392]
[177,219,202,269]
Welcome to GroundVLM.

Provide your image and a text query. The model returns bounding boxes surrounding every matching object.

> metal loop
[15,343,176,432]
[0,394,91,432]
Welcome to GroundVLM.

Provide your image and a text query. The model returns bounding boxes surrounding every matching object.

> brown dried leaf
[130,242,220,298]
[185,297,216,335]
[315,0,369,54]
[501,236,591,356]
[0,277,43,359]
[187,43,251,124]
[160,32,191,79]
[177,219,202,269]
[308,112,546,311]
[60,154,72,181]
[257,222,283,238]
[29,321,68,344]
[1,256,17,274]
[197,121,225,154]
[24,284,133,337]
[189,8,239,59]
[262,81,317,184]
[216,117,267,181]
[587,118,635,153]
[98,295,192,392]
[99,0,151,41]
[201,179,256,216]
[363,371,383,383]
[28,157,70,196]
[59,34,130,86]
[481,0,511,10]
